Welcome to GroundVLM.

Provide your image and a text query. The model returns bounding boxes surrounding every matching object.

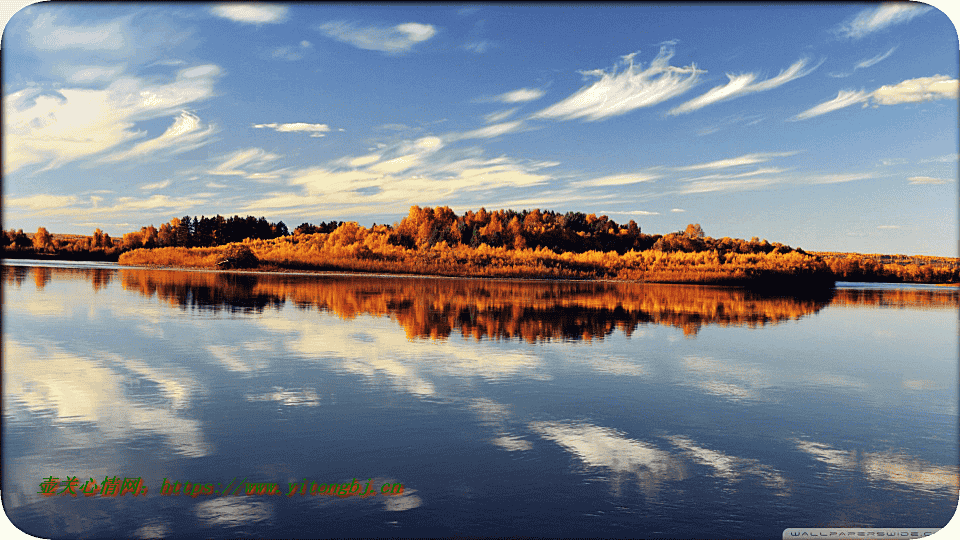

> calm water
[3,260,958,538]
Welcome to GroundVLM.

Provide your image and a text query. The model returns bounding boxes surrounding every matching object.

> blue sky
[2,2,958,255]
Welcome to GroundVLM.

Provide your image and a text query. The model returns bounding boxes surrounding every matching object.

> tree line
[8,205,959,284]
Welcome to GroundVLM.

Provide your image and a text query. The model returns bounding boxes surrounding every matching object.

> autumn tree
[33,227,52,251]
[158,223,175,247]
[685,223,705,239]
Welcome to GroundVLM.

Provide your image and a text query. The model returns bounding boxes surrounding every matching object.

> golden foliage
[116,268,837,340]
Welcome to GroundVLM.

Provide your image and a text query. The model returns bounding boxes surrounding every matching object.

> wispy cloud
[696,114,764,135]
[7,194,81,211]
[801,173,874,184]
[671,208,685,212]
[837,3,931,39]
[269,41,312,61]
[603,210,660,216]
[208,148,283,176]
[790,89,871,121]
[253,122,331,137]
[791,75,958,120]
[140,180,171,191]
[880,157,907,166]
[669,58,820,115]
[877,225,899,229]
[679,177,780,194]
[533,46,704,122]
[3,64,221,174]
[908,176,951,185]
[451,121,525,141]
[26,11,132,51]
[494,88,545,103]
[316,21,436,54]
[675,152,797,171]
[572,173,659,188]
[919,153,959,163]
[871,75,958,105]
[855,46,897,70]
[464,40,494,54]
[484,108,519,124]
[102,111,216,163]
[210,4,288,25]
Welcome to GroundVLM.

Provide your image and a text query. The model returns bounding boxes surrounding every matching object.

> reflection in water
[794,439,958,494]
[107,267,838,340]
[665,435,790,496]
[529,421,689,498]
[3,262,958,537]
[9,265,955,343]
[831,287,960,311]
[5,339,209,458]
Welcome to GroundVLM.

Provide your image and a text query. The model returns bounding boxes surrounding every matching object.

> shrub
[218,244,259,269]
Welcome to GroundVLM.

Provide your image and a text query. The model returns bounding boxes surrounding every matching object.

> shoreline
[9,256,837,290]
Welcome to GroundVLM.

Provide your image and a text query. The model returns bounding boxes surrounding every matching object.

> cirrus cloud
[253,122,331,137]
[669,58,820,115]
[791,75,958,121]
[210,4,288,25]
[837,3,931,39]
[316,21,436,54]
[533,46,704,122]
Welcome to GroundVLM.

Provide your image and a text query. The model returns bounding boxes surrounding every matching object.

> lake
[3,260,957,538]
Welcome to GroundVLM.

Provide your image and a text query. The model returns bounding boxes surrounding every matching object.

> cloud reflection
[5,339,210,457]
[529,421,688,498]
[794,439,958,493]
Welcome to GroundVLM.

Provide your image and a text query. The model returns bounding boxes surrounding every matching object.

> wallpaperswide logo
[783,528,941,538]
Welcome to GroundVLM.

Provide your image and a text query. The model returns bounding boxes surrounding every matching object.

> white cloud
[855,46,897,70]
[64,65,125,84]
[877,225,900,229]
[919,153,959,163]
[3,65,221,174]
[484,108,519,124]
[675,152,797,171]
[7,194,80,211]
[606,210,659,216]
[669,58,820,115]
[253,122,331,137]
[908,176,951,185]
[368,154,421,174]
[102,111,216,163]
[679,177,780,194]
[349,154,382,168]
[210,4,288,24]
[802,173,874,184]
[140,180,172,191]
[316,21,436,53]
[495,88,545,103]
[464,40,493,54]
[572,173,659,188]
[870,75,958,105]
[789,89,871,121]
[534,46,704,122]
[452,120,525,141]
[791,75,958,121]
[671,208,685,212]
[27,11,131,51]
[208,148,283,176]
[837,3,931,39]
[269,41,312,61]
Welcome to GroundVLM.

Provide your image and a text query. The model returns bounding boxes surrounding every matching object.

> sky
[2,2,958,256]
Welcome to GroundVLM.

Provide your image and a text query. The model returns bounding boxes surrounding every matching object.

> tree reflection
[117,270,842,340]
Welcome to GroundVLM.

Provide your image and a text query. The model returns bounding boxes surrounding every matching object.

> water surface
[3,261,957,538]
